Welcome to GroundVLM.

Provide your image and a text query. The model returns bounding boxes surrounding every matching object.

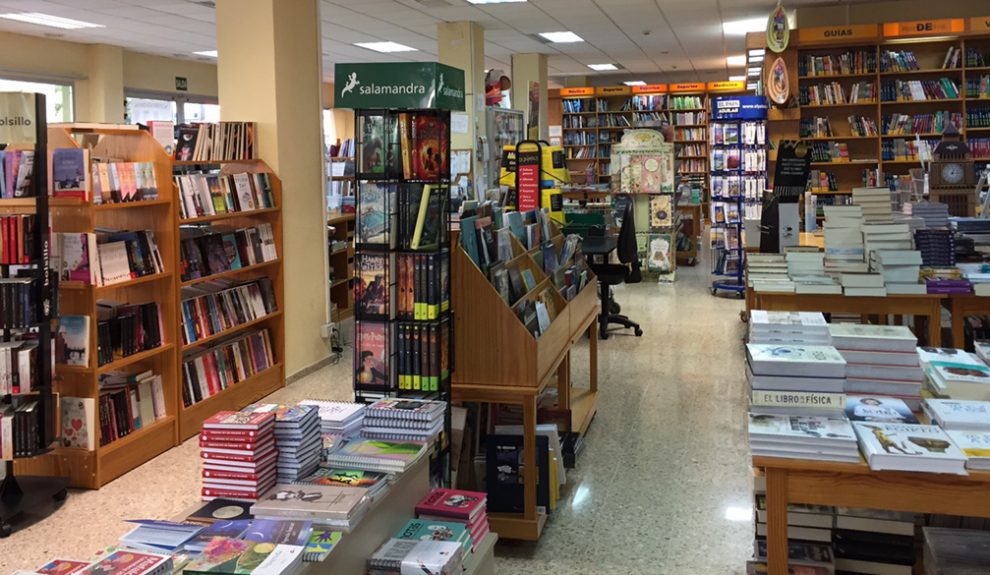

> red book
[199,445,276,463]
[199,439,275,457]
[83,550,171,575]
[199,427,271,442]
[201,467,272,481]
[415,488,487,521]
[201,486,261,501]
[202,410,274,431]
[198,437,274,451]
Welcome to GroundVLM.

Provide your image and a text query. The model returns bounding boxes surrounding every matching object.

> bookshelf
[765,19,990,211]
[451,223,599,541]
[327,211,355,321]
[173,158,285,441]
[1,92,69,536]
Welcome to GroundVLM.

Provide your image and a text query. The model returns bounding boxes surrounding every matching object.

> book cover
[175,127,199,162]
[296,468,388,488]
[929,361,990,385]
[52,148,88,199]
[57,315,90,367]
[355,321,390,388]
[61,233,92,283]
[649,194,672,228]
[413,115,448,180]
[302,530,341,563]
[395,519,469,549]
[853,422,967,473]
[330,438,425,463]
[240,519,311,546]
[945,429,990,461]
[411,185,444,251]
[748,413,857,443]
[646,233,673,274]
[400,540,462,575]
[184,520,253,553]
[188,499,255,523]
[249,484,367,520]
[203,411,275,431]
[922,398,990,430]
[844,396,918,424]
[359,115,386,175]
[37,560,91,575]
[60,396,94,449]
[485,434,550,513]
[415,488,486,521]
[355,253,390,317]
[357,183,390,245]
[746,344,846,377]
[82,550,171,575]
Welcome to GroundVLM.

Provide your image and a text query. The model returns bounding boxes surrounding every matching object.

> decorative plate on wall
[766,4,789,53]
[767,56,790,106]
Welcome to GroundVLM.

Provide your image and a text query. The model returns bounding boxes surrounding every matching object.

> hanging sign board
[707,81,747,93]
[670,83,705,93]
[175,76,188,91]
[560,87,594,98]
[883,18,965,38]
[334,62,466,110]
[798,24,879,43]
[970,17,990,33]
[711,96,768,121]
[595,86,631,97]
[0,92,36,145]
[631,84,667,94]
[515,144,541,212]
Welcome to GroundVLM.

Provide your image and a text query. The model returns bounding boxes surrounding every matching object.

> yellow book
[410,184,435,251]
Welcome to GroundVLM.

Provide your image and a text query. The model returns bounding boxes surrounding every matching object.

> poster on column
[516,145,541,212]
[0,92,36,145]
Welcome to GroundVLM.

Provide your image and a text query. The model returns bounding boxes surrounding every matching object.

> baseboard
[286,354,334,385]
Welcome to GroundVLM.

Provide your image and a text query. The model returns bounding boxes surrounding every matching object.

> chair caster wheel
[635,328,643,337]
[0,523,11,538]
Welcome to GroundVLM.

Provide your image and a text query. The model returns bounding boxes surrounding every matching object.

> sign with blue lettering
[711,96,768,121]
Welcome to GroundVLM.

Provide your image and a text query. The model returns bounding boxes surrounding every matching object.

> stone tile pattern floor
[1,252,754,574]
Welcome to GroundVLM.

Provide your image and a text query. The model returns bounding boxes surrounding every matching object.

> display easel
[0,92,68,536]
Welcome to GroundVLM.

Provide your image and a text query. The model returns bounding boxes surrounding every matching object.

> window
[183,102,220,123]
[125,96,177,125]
[0,78,73,122]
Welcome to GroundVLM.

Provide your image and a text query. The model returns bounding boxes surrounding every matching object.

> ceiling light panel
[539,31,583,43]
[588,63,618,71]
[354,41,418,53]
[0,12,104,29]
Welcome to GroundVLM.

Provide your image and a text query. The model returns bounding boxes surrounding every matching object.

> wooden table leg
[557,352,571,423]
[951,298,965,349]
[589,323,598,394]
[522,395,537,522]
[893,314,903,326]
[765,467,789,575]
[929,300,942,348]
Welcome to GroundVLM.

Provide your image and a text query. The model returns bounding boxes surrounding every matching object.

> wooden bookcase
[326,211,355,321]
[764,19,990,221]
[451,224,600,541]
[174,159,285,441]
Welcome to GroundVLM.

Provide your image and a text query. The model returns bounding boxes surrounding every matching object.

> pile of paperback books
[199,410,277,501]
[245,403,322,482]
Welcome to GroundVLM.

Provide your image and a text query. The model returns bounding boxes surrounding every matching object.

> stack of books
[871,250,924,294]
[361,398,446,443]
[823,206,867,275]
[251,483,370,532]
[861,223,912,262]
[749,412,859,462]
[746,342,847,395]
[839,272,886,297]
[746,254,788,284]
[913,229,955,268]
[852,187,893,223]
[415,488,490,552]
[921,347,990,401]
[926,277,972,294]
[394,518,472,553]
[833,508,917,575]
[785,252,840,294]
[368,539,464,575]
[829,324,923,408]
[924,527,990,573]
[908,201,950,228]
[299,400,365,436]
[957,263,990,296]
[748,311,830,345]
[922,398,990,431]
[244,404,322,482]
[295,466,392,501]
[199,411,277,502]
[325,436,428,475]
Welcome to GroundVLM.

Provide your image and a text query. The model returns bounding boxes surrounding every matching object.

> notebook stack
[839,272,886,297]
[245,403,322,482]
[361,398,446,443]
[748,311,830,345]
[957,263,990,296]
[909,201,950,228]
[852,187,894,224]
[745,342,847,395]
[745,253,788,285]
[199,411,277,502]
[785,252,840,294]
[415,488,490,552]
[861,223,912,264]
[298,400,365,436]
[920,347,990,401]
[828,324,923,409]
[871,250,924,294]
[823,206,867,275]
[325,437,428,474]
[748,412,859,463]
[914,228,955,268]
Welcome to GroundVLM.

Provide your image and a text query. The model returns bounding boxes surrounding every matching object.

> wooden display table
[750,292,943,346]
[945,294,990,349]
[754,456,990,575]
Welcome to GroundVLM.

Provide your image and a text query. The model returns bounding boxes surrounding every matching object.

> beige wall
[123,51,218,99]
[798,0,987,26]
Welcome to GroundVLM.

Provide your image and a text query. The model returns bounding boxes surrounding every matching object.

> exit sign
[175,76,188,92]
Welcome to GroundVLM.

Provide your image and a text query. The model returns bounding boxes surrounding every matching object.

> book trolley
[451,218,600,540]
[0,93,68,536]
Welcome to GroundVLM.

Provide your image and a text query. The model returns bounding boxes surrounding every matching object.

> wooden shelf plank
[93,198,171,210]
[180,259,281,287]
[97,343,175,374]
[99,415,175,456]
[173,159,259,166]
[96,271,173,292]
[181,311,282,351]
[180,207,280,224]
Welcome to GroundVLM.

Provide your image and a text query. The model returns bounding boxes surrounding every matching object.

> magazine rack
[1,93,69,536]
[451,222,600,541]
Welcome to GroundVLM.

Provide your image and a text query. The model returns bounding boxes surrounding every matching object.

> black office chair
[589,198,643,340]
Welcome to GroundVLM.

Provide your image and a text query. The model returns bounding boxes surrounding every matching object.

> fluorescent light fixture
[726,54,747,66]
[624,80,647,86]
[0,12,103,29]
[588,63,618,71]
[467,0,526,3]
[354,41,417,53]
[539,31,584,43]
[193,50,218,58]
[723,17,766,35]
[729,75,746,82]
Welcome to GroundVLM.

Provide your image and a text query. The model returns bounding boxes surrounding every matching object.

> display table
[945,294,990,349]
[753,456,990,575]
[749,292,943,346]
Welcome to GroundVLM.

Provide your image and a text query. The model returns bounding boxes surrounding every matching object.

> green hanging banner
[334,62,466,111]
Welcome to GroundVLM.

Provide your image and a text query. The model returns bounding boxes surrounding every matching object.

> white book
[828,324,917,353]
[853,422,967,475]
[843,287,887,297]
[840,273,884,288]
[747,344,847,378]
[844,395,918,424]
[749,311,827,329]
[845,363,923,381]
[749,413,857,445]
[846,377,922,396]
[885,283,927,295]
[922,398,990,431]
[747,366,846,393]
[917,347,984,367]
[796,284,844,295]
[97,241,133,285]
[840,349,919,367]
[927,360,990,400]
[945,429,990,470]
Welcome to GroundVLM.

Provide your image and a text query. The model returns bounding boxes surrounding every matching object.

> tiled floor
[1,258,754,574]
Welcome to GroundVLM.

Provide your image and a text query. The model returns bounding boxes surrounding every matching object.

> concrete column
[216,0,328,377]
[85,44,124,123]
[438,21,485,188]
[511,53,548,140]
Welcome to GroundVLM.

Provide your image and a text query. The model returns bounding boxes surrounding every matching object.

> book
[395,518,470,551]
[354,253,391,318]
[51,148,88,199]
[56,315,90,367]
[746,344,846,377]
[249,483,369,522]
[82,550,172,575]
[294,467,389,489]
[204,411,275,432]
[853,422,967,474]
[927,360,990,400]
[400,540,462,575]
[485,434,550,513]
[827,323,917,352]
[354,321,391,389]
[413,115,448,179]
[944,430,990,470]
[410,185,444,251]
[188,499,255,523]
[182,537,302,575]
[325,437,427,473]
[302,529,341,563]
[36,560,91,575]
[369,539,420,572]
[415,488,487,522]
[60,396,94,449]
[844,395,918,423]
[922,398,990,430]
[748,413,858,446]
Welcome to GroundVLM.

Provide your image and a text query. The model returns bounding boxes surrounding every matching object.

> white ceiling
[0,0,891,84]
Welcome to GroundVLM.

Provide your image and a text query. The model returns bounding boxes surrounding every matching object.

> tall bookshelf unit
[765,19,990,219]
[173,158,285,441]
[669,83,710,216]
[43,125,179,488]
[327,211,355,322]
[1,93,68,536]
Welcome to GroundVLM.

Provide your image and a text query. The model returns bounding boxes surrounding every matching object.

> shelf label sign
[515,146,541,212]
[707,81,746,93]
[595,86,630,96]
[631,84,667,94]
[712,95,768,121]
[0,92,35,145]
[883,18,965,37]
[334,62,466,110]
[670,83,704,93]
[798,24,879,43]
[560,87,594,97]
[970,17,990,32]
